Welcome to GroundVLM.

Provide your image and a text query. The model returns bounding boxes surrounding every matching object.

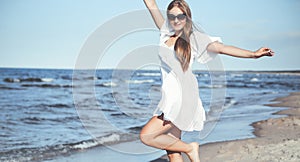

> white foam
[137,73,160,76]
[13,79,21,82]
[72,134,120,150]
[41,78,54,82]
[205,84,225,88]
[72,141,99,150]
[226,99,237,108]
[126,79,155,84]
[97,134,120,144]
[102,82,117,87]
[231,74,243,77]
[250,78,259,82]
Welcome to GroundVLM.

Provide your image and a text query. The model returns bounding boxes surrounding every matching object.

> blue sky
[1,0,299,70]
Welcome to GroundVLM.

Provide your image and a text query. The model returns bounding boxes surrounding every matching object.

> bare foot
[186,142,200,162]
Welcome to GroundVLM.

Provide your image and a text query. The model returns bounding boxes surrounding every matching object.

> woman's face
[168,6,187,32]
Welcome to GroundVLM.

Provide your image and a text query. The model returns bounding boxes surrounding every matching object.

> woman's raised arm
[207,41,274,59]
[143,0,165,29]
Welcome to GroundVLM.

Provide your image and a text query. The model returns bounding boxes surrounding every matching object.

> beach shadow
[150,159,168,162]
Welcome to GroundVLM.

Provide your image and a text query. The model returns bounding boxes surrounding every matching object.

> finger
[257,47,274,57]
[268,49,275,55]
[265,51,274,57]
[263,48,271,52]
[261,49,271,55]
[263,48,274,54]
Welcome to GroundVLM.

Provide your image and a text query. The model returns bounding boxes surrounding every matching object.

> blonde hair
[167,0,192,72]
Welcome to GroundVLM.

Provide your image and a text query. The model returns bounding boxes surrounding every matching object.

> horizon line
[0,66,300,73]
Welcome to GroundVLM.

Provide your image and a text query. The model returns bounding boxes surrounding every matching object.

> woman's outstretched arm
[207,41,274,58]
[143,0,165,29]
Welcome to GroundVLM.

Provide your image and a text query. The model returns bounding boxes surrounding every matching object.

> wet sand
[154,92,300,162]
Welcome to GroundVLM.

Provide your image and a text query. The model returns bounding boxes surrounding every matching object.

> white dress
[153,21,222,131]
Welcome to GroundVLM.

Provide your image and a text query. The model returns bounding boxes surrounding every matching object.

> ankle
[186,142,200,162]
[186,142,195,153]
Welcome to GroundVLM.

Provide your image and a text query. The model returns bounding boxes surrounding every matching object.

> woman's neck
[174,30,183,37]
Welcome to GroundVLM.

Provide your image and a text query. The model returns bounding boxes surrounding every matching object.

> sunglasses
[167,13,186,21]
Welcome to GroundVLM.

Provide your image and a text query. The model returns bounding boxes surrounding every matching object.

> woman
[140,0,274,162]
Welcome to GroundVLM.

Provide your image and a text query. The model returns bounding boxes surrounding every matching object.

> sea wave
[199,84,226,88]
[205,97,237,122]
[126,79,155,84]
[0,85,25,90]
[72,134,120,149]
[71,76,101,81]
[137,72,160,77]
[250,78,259,82]
[20,84,72,88]
[128,125,144,133]
[19,116,79,125]
[21,84,61,88]
[0,133,135,162]
[3,77,54,83]
[97,82,118,87]
[34,103,71,109]
[3,78,21,83]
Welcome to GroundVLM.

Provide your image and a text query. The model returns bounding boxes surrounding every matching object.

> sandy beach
[154,92,300,162]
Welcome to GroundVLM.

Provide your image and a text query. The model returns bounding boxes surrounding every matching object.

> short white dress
[153,21,222,131]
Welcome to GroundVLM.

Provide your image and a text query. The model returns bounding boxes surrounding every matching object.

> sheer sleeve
[160,20,222,64]
[190,31,222,64]
[159,20,175,44]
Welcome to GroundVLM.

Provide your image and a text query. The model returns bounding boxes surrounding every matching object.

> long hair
[167,0,192,72]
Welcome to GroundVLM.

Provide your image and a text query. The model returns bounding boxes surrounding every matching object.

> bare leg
[166,126,183,162]
[140,115,200,162]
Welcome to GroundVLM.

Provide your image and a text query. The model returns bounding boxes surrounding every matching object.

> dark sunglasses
[167,13,186,21]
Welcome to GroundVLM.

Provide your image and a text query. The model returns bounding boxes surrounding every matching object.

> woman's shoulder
[190,29,208,38]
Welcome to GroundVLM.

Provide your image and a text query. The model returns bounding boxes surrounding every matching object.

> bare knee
[139,132,153,146]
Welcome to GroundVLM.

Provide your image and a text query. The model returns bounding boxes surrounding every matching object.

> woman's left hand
[253,47,275,58]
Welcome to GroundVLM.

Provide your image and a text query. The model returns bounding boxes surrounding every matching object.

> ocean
[0,68,299,162]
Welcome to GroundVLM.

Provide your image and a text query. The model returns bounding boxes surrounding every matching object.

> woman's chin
[173,27,184,32]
